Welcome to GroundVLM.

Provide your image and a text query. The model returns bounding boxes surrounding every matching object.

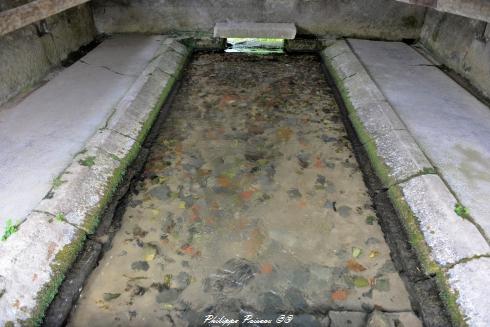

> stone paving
[69,53,421,326]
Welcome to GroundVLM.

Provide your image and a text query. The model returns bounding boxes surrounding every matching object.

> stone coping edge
[320,39,490,327]
[0,37,191,326]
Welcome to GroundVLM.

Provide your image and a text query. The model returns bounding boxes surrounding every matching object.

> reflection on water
[225,38,284,54]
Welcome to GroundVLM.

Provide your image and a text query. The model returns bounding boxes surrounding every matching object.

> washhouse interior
[1,1,490,327]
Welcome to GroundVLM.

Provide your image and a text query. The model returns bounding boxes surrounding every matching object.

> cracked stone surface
[399,175,490,266]
[0,34,166,227]
[447,257,490,327]
[349,38,490,240]
[322,43,433,186]
[69,53,419,326]
[0,212,84,322]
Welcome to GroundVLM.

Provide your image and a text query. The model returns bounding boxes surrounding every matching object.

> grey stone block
[447,258,490,327]
[342,73,387,108]
[0,34,167,228]
[84,129,136,161]
[81,35,166,76]
[351,100,407,134]
[162,38,190,55]
[399,175,490,266]
[193,37,226,51]
[329,311,367,327]
[284,39,322,52]
[106,63,172,141]
[214,22,296,39]
[0,36,190,325]
[323,44,367,83]
[107,41,189,141]
[36,146,120,231]
[0,212,84,323]
[347,38,490,239]
[322,41,350,61]
[366,129,433,184]
[322,41,433,185]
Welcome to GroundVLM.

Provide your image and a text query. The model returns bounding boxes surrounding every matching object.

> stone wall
[91,0,425,40]
[420,9,490,98]
[0,3,96,106]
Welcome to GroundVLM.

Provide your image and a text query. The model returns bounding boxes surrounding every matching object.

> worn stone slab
[162,38,190,55]
[398,175,490,266]
[321,41,351,62]
[341,73,388,109]
[349,100,406,134]
[366,129,433,184]
[214,22,296,39]
[0,37,189,325]
[0,34,166,229]
[284,38,323,53]
[322,41,433,185]
[34,46,189,229]
[0,212,85,324]
[329,311,367,327]
[447,257,490,327]
[84,129,136,161]
[81,34,165,76]
[322,43,367,83]
[106,45,189,142]
[323,39,490,325]
[36,146,121,232]
[348,38,490,240]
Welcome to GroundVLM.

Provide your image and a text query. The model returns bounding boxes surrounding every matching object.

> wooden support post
[0,0,90,36]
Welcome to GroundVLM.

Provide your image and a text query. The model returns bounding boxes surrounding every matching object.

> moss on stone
[402,16,419,29]
[435,270,468,327]
[324,54,394,188]
[323,43,466,327]
[27,228,86,326]
[23,43,191,325]
[387,185,439,275]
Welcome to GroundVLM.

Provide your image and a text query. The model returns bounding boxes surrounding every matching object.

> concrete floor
[0,35,164,228]
[69,53,420,326]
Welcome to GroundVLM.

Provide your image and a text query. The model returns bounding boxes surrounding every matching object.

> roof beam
[0,0,90,36]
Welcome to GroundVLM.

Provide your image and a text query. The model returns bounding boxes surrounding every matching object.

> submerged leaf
[103,293,121,301]
[353,277,369,288]
[352,247,362,258]
[347,259,366,272]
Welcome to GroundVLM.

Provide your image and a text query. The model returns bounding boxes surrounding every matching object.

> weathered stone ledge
[0,37,190,326]
[322,39,490,327]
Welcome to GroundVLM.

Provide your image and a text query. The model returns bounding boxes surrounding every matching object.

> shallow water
[69,53,419,326]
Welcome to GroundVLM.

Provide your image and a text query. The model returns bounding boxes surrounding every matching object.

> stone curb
[0,38,191,325]
[321,39,490,326]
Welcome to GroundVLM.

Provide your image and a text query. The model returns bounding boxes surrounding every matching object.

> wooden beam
[0,0,90,36]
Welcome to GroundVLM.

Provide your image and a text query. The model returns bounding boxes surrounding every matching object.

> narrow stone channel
[68,53,421,326]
